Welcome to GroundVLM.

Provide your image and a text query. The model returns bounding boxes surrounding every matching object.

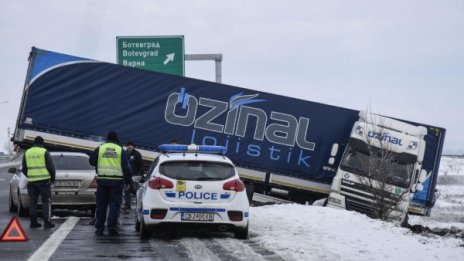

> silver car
[8,152,97,216]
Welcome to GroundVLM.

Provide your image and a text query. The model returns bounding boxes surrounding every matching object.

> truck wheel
[401,213,410,228]
[9,188,18,212]
[17,191,28,217]
[234,224,249,239]
[140,219,151,239]
[322,198,328,207]
[245,183,255,202]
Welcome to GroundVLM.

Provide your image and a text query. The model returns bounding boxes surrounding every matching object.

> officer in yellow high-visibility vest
[22,136,56,228]
[89,131,132,236]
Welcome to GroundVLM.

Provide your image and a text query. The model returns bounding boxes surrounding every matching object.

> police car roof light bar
[158,144,226,155]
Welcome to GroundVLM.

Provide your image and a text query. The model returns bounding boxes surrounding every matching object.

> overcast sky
[0,0,463,153]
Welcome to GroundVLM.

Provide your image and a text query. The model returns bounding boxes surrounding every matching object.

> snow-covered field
[249,156,464,261]
[250,205,463,261]
[410,156,464,229]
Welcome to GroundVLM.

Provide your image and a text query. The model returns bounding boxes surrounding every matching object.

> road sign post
[117,36,185,76]
[185,54,223,83]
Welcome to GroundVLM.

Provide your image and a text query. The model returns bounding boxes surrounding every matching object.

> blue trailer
[13,47,445,215]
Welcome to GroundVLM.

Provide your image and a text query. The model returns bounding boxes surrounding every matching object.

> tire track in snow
[202,232,288,261]
[210,237,267,261]
[149,238,191,261]
[152,228,285,261]
[177,237,222,261]
[240,237,286,261]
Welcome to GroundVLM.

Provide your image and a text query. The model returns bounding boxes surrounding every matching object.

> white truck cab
[327,111,428,223]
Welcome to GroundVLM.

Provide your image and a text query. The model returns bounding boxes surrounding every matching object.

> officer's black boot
[44,220,55,228]
[30,220,42,228]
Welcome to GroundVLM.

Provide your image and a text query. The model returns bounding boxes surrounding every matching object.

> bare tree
[343,113,411,221]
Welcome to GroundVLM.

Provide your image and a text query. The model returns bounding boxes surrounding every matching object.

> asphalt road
[0,165,64,260]
[0,165,284,261]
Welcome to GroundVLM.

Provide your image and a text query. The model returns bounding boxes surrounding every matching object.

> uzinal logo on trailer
[164,88,316,169]
[367,131,403,146]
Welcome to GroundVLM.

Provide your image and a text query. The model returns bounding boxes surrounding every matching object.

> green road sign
[116,35,184,76]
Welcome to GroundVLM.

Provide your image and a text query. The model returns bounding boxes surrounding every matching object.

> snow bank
[250,204,463,261]
[251,156,464,260]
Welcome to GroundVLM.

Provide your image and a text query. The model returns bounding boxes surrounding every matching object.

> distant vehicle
[327,112,429,223]
[8,152,97,216]
[134,144,250,239]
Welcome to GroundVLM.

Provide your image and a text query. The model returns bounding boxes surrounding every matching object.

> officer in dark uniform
[89,131,131,236]
[22,136,56,228]
[122,141,143,213]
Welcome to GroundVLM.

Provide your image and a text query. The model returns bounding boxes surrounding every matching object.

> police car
[134,144,249,239]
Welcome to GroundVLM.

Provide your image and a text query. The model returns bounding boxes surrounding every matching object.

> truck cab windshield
[340,140,415,188]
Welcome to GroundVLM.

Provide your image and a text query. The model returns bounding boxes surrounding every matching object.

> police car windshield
[159,161,235,181]
[51,155,94,171]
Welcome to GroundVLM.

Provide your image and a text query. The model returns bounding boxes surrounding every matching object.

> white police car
[134,144,250,239]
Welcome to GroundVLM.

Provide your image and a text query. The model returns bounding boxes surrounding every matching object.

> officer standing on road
[89,131,131,236]
[22,136,56,228]
[123,141,143,213]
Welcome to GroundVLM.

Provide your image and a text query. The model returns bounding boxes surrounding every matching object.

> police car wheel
[135,215,141,232]
[234,224,249,239]
[140,219,151,239]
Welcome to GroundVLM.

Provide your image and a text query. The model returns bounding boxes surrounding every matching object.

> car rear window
[51,155,94,171]
[159,161,235,181]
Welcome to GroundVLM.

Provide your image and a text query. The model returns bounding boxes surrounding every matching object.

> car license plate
[54,180,80,187]
[181,212,214,221]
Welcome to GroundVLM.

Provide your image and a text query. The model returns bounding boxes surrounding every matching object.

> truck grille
[340,178,401,219]
[343,195,379,219]
[341,183,379,218]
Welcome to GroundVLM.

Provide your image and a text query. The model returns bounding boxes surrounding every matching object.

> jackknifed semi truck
[13,47,445,217]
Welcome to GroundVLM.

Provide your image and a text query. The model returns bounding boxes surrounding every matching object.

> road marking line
[27,216,80,261]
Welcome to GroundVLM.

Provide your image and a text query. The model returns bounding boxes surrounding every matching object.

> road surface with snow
[0,156,463,260]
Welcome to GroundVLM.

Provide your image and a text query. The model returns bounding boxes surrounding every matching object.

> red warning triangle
[0,216,28,242]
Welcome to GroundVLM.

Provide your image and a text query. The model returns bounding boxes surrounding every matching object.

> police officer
[123,141,143,213]
[89,131,131,236]
[22,136,56,228]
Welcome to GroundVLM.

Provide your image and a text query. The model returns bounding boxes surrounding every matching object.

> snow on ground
[250,156,464,261]
[439,156,464,176]
[250,204,463,261]
[410,156,464,229]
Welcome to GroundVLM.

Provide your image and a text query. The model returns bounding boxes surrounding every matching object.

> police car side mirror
[8,167,17,174]
[132,176,143,183]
